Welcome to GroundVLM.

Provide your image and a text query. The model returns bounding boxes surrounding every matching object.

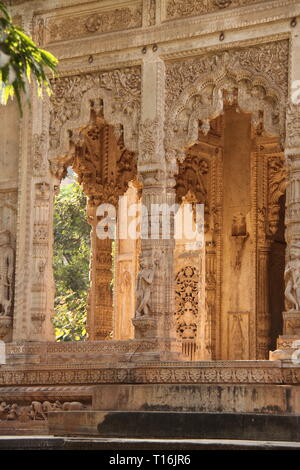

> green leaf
[0,2,58,111]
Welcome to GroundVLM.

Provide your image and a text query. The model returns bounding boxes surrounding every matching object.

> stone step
[48,411,300,442]
[0,436,300,450]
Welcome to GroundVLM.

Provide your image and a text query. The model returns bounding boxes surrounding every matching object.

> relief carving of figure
[135,257,157,317]
[285,242,300,311]
[0,231,15,317]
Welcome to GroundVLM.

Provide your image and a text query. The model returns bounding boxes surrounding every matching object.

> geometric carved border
[0,363,299,385]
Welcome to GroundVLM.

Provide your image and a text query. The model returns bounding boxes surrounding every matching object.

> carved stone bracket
[49,66,141,159]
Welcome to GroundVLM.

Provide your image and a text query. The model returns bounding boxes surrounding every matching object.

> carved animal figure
[42,401,55,413]
[0,402,8,420]
[62,401,84,411]
[29,401,47,420]
[6,404,19,421]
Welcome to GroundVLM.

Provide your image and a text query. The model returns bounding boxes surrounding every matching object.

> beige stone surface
[0,0,300,434]
[3,0,296,351]
[92,383,299,414]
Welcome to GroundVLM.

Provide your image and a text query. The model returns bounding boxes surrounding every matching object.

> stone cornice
[11,0,299,59]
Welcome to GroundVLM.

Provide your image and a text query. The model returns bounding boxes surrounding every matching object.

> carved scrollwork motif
[285,103,300,152]
[175,266,199,340]
[85,8,142,34]
[165,0,260,19]
[32,132,48,177]
[139,117,163,165]
[49,67,141,155]
[267,156,287,235]
[46,5,142,43]
[68,122,137,205]
[166,41,288,110]
[165,42,288,159]
[176,154,209,203]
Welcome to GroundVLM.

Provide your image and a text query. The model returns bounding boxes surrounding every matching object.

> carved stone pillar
[132,53,180,357]
[133,172,178,346]
[30,181,55,341]
[114,182,140,340]
[271,103,300,360]
[257,242,272,359]
[87,202,113,341]
[133,49,180,358]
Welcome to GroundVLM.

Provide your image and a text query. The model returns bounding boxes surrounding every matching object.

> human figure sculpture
[285,242,300,311]
[0,231,15,317]
[135,257,156,317]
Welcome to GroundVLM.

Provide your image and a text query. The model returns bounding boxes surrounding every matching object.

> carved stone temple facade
[1,0,300,435]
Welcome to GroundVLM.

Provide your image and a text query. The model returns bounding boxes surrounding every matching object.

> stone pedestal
[283,311,300,335]
[270,334,300,361]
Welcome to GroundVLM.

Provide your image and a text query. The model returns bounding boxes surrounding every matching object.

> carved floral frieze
[49,66,141,154]
[0,364,299,385]
[285,103,300,151]
[45,4,142,44]
[165,0,269,20]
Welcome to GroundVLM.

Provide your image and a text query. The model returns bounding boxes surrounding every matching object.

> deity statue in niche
[284,241,300,311]
[119,268,132,332]
[135,256,157,317]
[0,231,15,317]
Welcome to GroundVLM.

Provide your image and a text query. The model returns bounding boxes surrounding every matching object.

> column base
[270,335,300,362]
[0,316,12,342]
[270,312,300,362]
[132,316,157,339]
[283,311,300,335]
[132,316,182,360]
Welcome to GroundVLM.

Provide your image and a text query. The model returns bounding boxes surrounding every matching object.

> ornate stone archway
[25,66,142,342]
[163,42,288,360]
[164,44,287,164]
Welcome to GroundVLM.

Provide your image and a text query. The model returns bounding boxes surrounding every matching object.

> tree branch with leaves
[0,1,58,111]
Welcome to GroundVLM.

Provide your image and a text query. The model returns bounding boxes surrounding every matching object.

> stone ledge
[0,436,300,450]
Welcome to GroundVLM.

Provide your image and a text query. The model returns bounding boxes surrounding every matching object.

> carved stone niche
[133,252,160,339]
[0,231,15,342]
